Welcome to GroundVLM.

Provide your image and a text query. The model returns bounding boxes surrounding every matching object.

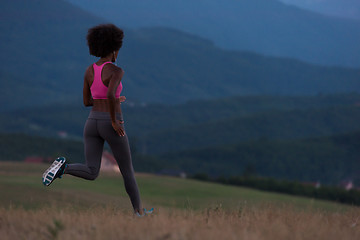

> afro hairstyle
[86,24,124,58]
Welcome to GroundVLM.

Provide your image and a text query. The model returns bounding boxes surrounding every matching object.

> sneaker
[144,208,154,215]
[42,157,67,186]
[135,208,154,217]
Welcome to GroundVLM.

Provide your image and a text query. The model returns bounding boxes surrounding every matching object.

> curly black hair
[86,24,124,58]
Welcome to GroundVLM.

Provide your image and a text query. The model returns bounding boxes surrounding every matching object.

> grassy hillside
[0,129,359,188]
[2,162,359,240]
[1,0,360,111]
[0,162,352,211]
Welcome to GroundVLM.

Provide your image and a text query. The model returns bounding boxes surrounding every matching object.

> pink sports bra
[90,62,122,99]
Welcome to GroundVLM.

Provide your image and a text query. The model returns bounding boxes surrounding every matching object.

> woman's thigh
[97,120,133,174]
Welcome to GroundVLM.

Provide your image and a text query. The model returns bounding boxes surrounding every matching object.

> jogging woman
[42,24,151,216]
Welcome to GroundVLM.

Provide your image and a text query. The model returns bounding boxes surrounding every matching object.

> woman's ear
[112,51,116,62]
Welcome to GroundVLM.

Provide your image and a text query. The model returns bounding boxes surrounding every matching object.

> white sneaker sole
[42,157,66,186]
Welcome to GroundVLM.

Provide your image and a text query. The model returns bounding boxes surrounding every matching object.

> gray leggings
[65,111,141,211]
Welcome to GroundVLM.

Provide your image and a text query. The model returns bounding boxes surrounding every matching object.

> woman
[42,24,151,216]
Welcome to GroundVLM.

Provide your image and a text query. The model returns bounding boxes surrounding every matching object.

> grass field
[0,162,359,239]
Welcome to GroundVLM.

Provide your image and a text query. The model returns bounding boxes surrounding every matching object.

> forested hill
[156,131,360,185]
[1,93,360,153]
[67,0,360,67]
[1,0,360,111]
[1,93,360,185]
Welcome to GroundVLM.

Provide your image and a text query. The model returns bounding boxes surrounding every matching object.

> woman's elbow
[83,99,92,107]
[106,93,116,100]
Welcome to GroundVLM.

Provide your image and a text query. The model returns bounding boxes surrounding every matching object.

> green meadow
[2,162,359,240]
[0,162,352,212]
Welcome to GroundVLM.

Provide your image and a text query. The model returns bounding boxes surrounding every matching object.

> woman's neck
[97,57,112,64]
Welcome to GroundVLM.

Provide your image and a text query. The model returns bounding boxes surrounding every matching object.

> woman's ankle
[135,208,144,215]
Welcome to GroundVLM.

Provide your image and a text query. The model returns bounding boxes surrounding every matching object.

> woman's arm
[107,67,125,136]
[83,66,93,107]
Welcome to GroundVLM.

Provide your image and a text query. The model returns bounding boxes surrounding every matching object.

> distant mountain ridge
[67,0,360,67]
[1,0,360,112]
[279,0,360,20]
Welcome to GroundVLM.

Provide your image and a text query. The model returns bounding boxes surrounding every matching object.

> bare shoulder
[107,64,124,78]
[84,64,94,77]
[86,64,94,72]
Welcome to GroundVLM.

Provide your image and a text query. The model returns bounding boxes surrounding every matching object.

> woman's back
[84,61,124,113]
[91,62,122,99]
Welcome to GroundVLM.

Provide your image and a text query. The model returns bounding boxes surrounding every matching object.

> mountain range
[1,0,359,186]
[1,0,360,112]
[279,0,360,20]
[67,0,360,67]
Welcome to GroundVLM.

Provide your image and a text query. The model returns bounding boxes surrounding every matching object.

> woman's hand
[119,96,126,103]
[111,120,125,136]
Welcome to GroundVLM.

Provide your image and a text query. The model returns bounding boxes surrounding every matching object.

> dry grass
[1,162,359,239]
[1,204,359,240]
